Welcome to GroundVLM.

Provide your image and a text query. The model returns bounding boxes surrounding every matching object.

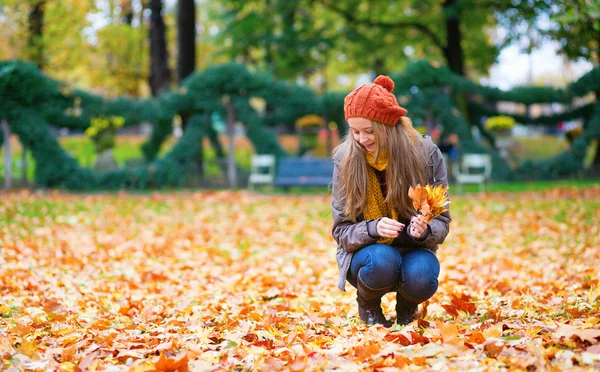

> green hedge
[390,61,600,181]
[1,59,599,190]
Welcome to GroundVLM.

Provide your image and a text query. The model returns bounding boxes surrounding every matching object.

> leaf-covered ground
[1,187,599,371]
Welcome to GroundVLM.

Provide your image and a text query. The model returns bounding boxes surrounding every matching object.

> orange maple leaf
[408,183,450,222]
[153,352,189,372]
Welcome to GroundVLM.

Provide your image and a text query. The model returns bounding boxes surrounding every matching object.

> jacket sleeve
[331,160,378,253]
[420,145,451,248]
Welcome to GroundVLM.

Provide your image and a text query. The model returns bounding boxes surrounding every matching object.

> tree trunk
[28,0,45,70]
[149,0,171,96]
[177,0,196,83]
[2,120,12,190]
[264,0,274,70]
[442,0,464,76]
[223,97,237,188]
[373,57,385,77]
[593,89,600,171]
[176,0,200,179]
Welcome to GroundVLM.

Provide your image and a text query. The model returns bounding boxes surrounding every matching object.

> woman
[331,75,451,327]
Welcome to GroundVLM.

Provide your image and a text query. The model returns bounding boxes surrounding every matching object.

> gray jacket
[331,135,451,291]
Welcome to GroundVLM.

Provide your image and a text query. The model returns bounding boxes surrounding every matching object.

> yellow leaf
[18,338,39,358]
[588,286,600,304]
[255,330,276,341]
[57,362,77,372]
[0,305,12,317]
[482,324,503,339]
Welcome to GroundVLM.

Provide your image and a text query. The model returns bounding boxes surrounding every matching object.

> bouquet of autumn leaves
[408,184,450,222]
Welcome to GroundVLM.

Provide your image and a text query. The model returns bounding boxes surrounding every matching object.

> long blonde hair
[336,117,428,221]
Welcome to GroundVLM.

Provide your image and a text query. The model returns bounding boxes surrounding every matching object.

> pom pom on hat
[343,75,407,126]
[373,75,394,93]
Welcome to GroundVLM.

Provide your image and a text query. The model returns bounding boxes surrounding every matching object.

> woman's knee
[357,244,402,289]
[399,250,440,302]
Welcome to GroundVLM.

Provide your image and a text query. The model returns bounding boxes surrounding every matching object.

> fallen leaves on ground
[1,186,599,371]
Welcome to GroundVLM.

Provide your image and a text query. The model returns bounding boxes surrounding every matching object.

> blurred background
[0,0,598,191]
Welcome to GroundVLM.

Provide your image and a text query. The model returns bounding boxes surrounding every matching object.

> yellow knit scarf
[363,149,398,245]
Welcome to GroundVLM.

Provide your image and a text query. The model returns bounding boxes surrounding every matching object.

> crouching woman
[331,75,451,327]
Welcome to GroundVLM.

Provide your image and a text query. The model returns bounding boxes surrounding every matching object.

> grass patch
[512,136,597,166]
[1,134,261,176]
[453,179,599,195]
[512,135,570,160]
[259,179,599,196]
[2,134,598,190]
[450,179,600,193]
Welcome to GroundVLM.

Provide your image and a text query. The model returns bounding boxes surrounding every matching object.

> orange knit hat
[344,75,407,126]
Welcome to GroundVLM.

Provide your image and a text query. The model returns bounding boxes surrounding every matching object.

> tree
[214,0,575,81]
[149,0,172,96]
[28,0,45,69]
[494,0,598,66]
[320,0,508,77]
[496,0,600,170]
[177,0,196,82]
[550,1,600,66]
[213,0,337,80]
[0,0,149,96]
[549,0,600,170]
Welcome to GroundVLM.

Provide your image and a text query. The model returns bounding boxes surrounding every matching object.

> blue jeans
[347,244,440,303]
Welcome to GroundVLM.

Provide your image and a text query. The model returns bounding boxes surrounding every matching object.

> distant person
[438,132,460,162]
[331,75,451,327]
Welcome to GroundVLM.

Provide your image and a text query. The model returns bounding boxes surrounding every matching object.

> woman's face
[348,117,377,152]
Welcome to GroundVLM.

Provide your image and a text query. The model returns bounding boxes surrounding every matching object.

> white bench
[452,153,492,193]
[248,154,276,190]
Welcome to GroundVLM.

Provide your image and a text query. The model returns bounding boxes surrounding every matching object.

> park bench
[248,154,276,190]
[273,157,334,189]
[452,153,492,193]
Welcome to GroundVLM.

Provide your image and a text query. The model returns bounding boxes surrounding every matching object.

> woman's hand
[376,217,405,238]
[408,216,429,239]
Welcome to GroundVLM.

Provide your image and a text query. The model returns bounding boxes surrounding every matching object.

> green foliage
[211,0,508,81]
[322,92,346,137]
[493,0,599,66]
[1,58,599,189]
[0,0,150,97]
[213,0,330,80]
[0,60,323,189]
[547,0,600,64]
[89,23,149,97]
[390,61,600,180]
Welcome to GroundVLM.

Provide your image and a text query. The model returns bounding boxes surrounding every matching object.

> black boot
[395,293,418,326]
[356,274,393,327]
